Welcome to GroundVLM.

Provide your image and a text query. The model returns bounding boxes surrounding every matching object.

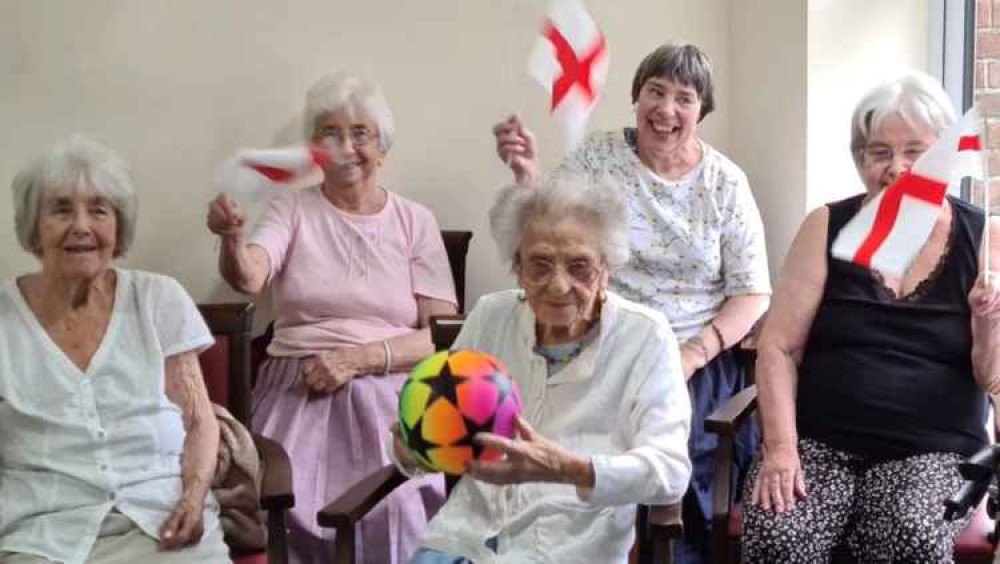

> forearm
[179,407,220,502]
[580,446,690,507]
[712,293,770,351]
[353,328,435,375]
[165,352,220,504]
[972,316,1000,394]
[218,236,266,295]
[684,293,769,369]
[559,452,595,488]
[756,344,799,448]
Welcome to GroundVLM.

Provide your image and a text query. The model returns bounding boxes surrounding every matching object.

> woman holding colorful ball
[493,43,770,564]
[392,174,693,563]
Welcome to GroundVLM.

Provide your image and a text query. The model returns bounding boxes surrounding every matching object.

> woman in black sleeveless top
[741,72,1000,563]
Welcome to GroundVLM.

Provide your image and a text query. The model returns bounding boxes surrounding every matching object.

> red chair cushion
[233,552,268,564]
[954,503,995,555]
[199,336,231,408]
[728,502,743,537]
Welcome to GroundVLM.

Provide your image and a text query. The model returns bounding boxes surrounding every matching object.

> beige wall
[722,0,932,279]
[0,1,936,320]
[729,0,808,278]
[806,0,930,210]
[0,0,730,316]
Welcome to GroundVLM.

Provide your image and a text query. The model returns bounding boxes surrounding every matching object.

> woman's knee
[741,505,829,563]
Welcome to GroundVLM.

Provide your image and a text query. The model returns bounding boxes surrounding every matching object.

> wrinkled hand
[390,422,433,474]
[159,495,205,550]
[466,417,588,486]
[970,273,1000,320]
[751,443,807,513]
[300,347,362,394]
[492,114,538,183]
[206,193,246,238]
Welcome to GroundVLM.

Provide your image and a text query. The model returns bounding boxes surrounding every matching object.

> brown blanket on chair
[212,404,267,552]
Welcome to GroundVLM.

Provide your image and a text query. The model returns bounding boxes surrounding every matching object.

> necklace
[535,340,584,365]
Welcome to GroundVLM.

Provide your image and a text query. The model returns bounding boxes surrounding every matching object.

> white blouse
[558,129,772,340]
[394,290,692,563]
[0,269,218,564]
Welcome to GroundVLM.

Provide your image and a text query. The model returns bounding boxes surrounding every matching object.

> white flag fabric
[528,0,608,152]
[831,106,985,277]
[213,146,329,196]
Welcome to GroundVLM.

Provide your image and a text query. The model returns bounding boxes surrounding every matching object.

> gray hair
[303,72,395,152]
[12,134,138,258]
[850,71,956,169]
[631,42,715,121]
[489,174,630,271]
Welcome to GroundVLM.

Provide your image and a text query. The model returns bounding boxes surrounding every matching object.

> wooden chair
[317,315,683,564]
[440,230,473,313]
[197,302,295,564]
[705,358,998,564]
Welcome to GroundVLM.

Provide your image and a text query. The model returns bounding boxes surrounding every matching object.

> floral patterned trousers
[741,437,970,563]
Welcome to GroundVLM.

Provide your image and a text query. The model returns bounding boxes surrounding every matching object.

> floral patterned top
[557,128,771,340]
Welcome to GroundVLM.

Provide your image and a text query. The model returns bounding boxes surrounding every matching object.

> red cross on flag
[529,0,609,151]
[214,146,331,197]
[832,106,985,277]
[241,146,331,184]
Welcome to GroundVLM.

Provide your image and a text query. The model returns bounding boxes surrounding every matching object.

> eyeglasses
[861,144,928,166]
[317,126,378,147]
[520,258,603,287]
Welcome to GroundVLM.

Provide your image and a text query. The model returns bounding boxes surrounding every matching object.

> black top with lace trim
[796,194,988,460]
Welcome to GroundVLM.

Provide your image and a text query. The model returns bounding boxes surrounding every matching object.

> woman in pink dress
[206,72,458,564]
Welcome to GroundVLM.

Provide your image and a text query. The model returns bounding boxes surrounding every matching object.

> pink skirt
[251,357,445,564]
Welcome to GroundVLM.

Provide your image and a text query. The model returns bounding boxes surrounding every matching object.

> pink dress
[248,186,456,564]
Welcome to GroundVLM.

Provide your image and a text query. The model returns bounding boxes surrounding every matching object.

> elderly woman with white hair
[0,135,229,563]
[391,175,692,564]
[494,42,769,563]
[206,73,458,563]
[742,72,1000,562]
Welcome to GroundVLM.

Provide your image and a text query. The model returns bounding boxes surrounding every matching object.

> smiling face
[516,218,608,344]
[34,183,118,281]
[858,113,938,196]
[634,76,703,158]
[312,107,385,187]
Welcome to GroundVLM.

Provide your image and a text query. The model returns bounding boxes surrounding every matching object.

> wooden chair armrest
[646,503,683,539]
[317,464,410,529]
[253,434,295,510]
[704,384,758,436]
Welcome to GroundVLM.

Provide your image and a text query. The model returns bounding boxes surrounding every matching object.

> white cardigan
[393,289,692,563]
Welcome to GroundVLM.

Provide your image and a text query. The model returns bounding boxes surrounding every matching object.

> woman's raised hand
[206,193,246,238]
[751,442,807,513]
[493,114,538,184]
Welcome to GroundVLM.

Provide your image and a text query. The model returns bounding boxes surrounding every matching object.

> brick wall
[976,0,1000,208]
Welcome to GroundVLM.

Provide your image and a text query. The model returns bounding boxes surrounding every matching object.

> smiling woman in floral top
[492,42,771,564]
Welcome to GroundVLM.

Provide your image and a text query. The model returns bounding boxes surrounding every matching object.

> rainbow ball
[398,349,522,475]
